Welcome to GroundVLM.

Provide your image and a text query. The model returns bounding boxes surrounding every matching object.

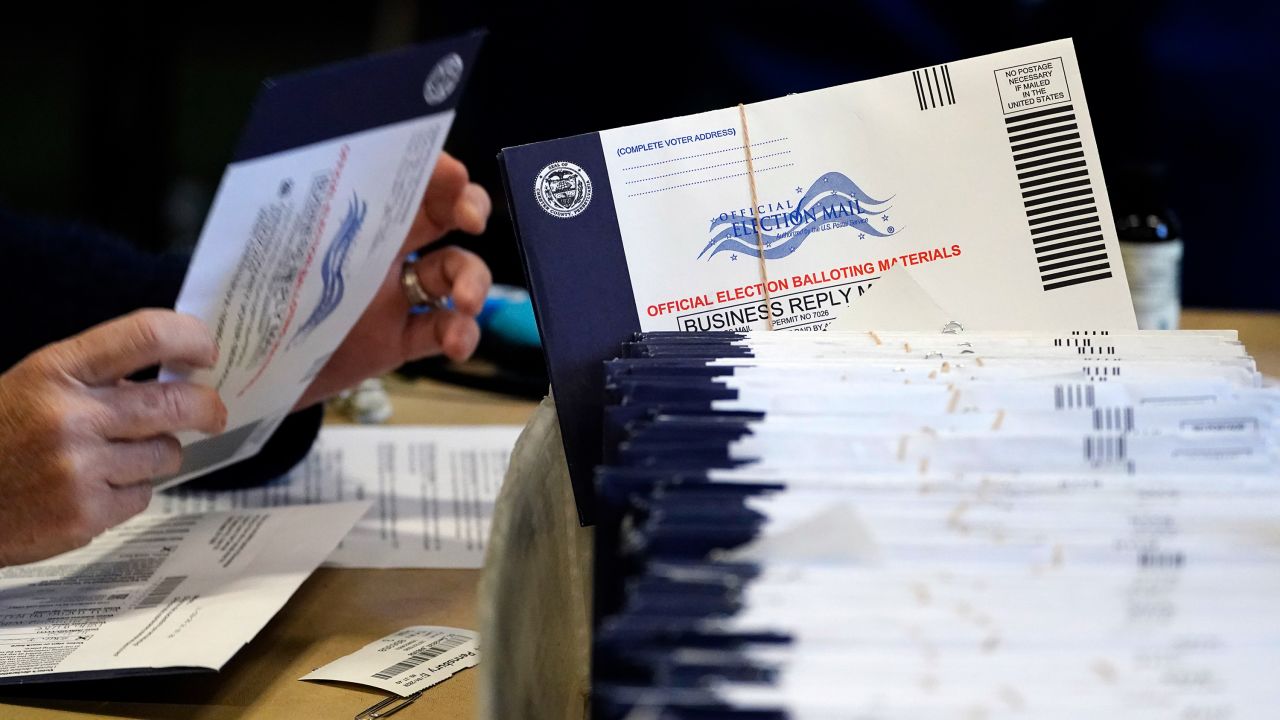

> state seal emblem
[534,161,593,219]
[423,53,464,106]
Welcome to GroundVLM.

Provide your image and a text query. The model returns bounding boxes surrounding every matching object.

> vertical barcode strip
[1084,435,1128,464]
[1054,384,1097,410]
[1092,407,1137,432]
[136,576,187,609]
[1005,104,1112,291]
[912,65,955,110]
[372,633,471,680]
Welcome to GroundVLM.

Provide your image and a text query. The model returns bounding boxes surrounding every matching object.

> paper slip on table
[0,373,538,720]
[0,309,1276,719]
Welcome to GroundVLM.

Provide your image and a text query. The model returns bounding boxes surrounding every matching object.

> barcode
[1054,384,1096,409]
[1076,345,1117,356]
[1083,435,1128,464]
[1005,104,1112,291]
[1055,337,1119,354]
[1082,365,1121,381]
[136,576,186,609]
[1093,407,1136,432]
[1138,551,1185,568]
[372,633,470,680]
[912,64,955,110]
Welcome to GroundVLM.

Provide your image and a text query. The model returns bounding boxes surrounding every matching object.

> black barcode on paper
[372,633,470,680]
[1083,365,1121,381]
[1084,435,1128,464]
[1093,407,1136,432]
[1054,384,1096,409]
[136,576,187,609]
[913,65,955,110]
[1006,104,1112,291]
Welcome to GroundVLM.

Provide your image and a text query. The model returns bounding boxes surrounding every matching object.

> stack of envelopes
[591,329,1279,718]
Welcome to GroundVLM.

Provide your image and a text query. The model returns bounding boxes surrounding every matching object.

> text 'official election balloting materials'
[500,39,1134,518]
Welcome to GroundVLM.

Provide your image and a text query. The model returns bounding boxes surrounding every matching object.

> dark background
[2,0,1276,309]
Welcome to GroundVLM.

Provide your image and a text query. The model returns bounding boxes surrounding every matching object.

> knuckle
[157,383,190,424]
[81,401,116,436]
[446,245,473,264]
[52,407,87,441]
[42,401,86,443]
[127,310,166,356]
[56,394,106,435]
[49,449,87,486]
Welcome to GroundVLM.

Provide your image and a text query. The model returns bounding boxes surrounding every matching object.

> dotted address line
[626,163,795,198]
[624,151,792,185]
[618,137,789,171]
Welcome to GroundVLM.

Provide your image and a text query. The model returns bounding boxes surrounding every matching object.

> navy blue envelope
[499,136,642,523]
[235,32,483,163]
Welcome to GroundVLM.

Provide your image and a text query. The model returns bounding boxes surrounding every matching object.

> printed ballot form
[160,33,483,487]
[501,38,1136,517]
[149,426,522,569]
[0,502,368,683]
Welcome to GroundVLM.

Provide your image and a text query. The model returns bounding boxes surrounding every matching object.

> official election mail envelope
[160,33,483,487]
[500,39,1135,518]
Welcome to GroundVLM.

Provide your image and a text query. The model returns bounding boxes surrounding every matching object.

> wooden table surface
[0,375,539,720]
[1181,308,1280,376]
[0,309,1274,719]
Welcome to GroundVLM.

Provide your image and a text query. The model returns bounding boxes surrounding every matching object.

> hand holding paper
[160,34,484,487]
[0,310,226,567]
[293,152,494,409]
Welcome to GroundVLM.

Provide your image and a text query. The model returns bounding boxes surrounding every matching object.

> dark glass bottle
[1112,165,1183,329]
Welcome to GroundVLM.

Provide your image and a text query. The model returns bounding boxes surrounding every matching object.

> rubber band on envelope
[737,103,775,331]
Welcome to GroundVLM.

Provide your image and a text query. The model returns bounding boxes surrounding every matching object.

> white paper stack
[591,329,1280,719]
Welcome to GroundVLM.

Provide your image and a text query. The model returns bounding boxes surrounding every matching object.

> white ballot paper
[159,36,482,487]
[302,625,479,696]
[592,329,1280,717]
[149,426,521,569]
[0,502,368,683]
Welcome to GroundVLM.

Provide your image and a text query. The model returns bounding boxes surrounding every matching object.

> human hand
[295,151,492,409]
[0,310,226,567]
